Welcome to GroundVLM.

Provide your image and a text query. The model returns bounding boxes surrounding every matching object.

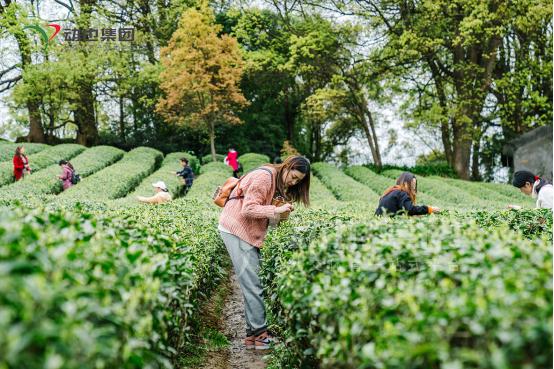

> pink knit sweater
[219,166,278,247]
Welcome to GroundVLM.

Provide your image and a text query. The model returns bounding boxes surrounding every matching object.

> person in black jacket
[375,172,439,216]
[173,158,194,194]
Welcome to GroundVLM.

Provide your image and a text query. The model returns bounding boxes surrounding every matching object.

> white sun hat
[152,181,168,191]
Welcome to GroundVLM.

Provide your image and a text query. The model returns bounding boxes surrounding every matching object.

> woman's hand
[430,206,441,213]
[507,204,522,210]
[275,203,294,214]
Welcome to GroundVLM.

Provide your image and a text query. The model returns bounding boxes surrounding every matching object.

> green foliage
[263,209,552,369]
[308,175,340,207]
[382,169,501,209]
[345,165,449,209]
[0,145,551,369]
[199,161,232,176]
[433,176,536,208]
[0,159,231,368]
[0,143,49,161]
[470,208,553,240]
[312,162,380,203]
[0,207,172,368]
[481,181,538,204]
[0,144,85,186]
[59,147,162,201]
[367,162,458,178]
[237,153,270,172]
[0,146,124,206]
[201,153,225,164]
[114,152,195,206]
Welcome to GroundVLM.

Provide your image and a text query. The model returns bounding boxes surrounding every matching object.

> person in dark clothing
[174,158,194,193]
[375,172,440,216]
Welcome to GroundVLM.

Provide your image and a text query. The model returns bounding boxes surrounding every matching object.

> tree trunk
[27,101,45,142]
[73,0,98,146]
[426,58,453,163]
[471,140,481,180]
[119,95,126,142]
[451,122,472,179]
[210,120,216,161]
[314,122,322,162]
[284,92,294,141]
[366,110,382,167]
[75,82,98,146]
[346,77,383,167]
[10,20,45,142]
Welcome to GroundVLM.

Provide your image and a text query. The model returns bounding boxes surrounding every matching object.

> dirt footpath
[199,272,267,369]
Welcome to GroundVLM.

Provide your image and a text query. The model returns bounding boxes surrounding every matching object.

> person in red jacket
[224,148,240,178]
[13,146,31,181]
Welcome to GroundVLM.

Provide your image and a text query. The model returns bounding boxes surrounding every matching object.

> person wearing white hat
[137,181,172,204]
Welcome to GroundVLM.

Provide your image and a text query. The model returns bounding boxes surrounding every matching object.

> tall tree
[0,1,45,142]
[156,5,248,160]
[311,0,551,179]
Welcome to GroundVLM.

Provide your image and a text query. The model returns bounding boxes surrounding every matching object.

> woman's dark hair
[59,160,74,170]
[512,170,536,188]
[15,146,24,157]
[382,172,418,203]
[513,170,550,193]
[180,158,189,165]
[271,155,311,206]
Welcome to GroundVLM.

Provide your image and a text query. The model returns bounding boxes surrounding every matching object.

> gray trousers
[220,230,267,337]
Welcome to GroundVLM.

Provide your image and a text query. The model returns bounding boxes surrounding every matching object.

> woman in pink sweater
[218,155,311,350]
[58,160,75,190]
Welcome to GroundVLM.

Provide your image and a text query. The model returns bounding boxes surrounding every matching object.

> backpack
[71,170,81,184]
[213,167,273,208]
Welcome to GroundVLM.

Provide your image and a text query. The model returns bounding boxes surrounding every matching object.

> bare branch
[53,0,75,14]
[0,75,22,92]
[0,63,20,79]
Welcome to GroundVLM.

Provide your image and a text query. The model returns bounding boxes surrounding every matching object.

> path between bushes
[199,272,267,369]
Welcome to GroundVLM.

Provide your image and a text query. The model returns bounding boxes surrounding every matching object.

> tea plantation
[0,144,550,369]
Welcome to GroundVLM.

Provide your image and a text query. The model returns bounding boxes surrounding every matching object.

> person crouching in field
[137,181,172,204]
[509,170,553,209]
[58,160,75,190]
[218,156,311,350]
[375,172,440,216]
[13,146,31,181]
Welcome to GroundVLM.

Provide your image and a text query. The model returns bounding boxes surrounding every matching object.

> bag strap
[227,167,274,202]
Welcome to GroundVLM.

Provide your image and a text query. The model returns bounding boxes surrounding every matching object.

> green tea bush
[431,176,536,207]
[59,147,162,201]
[0,161,231,368]
[199,161,232,176]
[469,208,553,240]
[482,181,538,207]
[107,161,231,355]
[382,169,499,209]
[0,146,124,206]
[114,152,196,206]
[0,144,85,186]
[0,207,172,368]
[237,153,270,172]
[312,162,380,203]
[309,175,340,207]
[264,214,552,369]
[201,153,225,164]
[0,143,49,161]
[345,165,449,209]
[366,161,458,178]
